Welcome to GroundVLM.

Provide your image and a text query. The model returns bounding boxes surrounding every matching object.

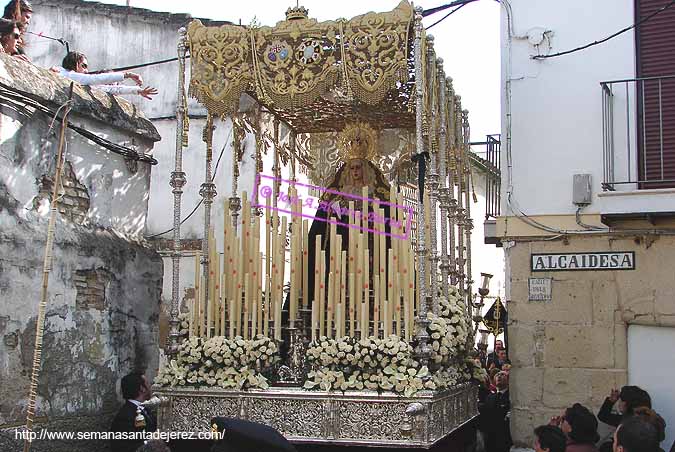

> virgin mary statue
[305,123,393,308]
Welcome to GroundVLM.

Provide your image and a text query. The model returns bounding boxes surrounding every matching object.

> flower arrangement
[428,292,470,366]
[303,288,475,396]
[303,335,435,397]
[156,335,280,390]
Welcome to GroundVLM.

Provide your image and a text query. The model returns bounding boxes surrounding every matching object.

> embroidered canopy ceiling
[187,1,416,133]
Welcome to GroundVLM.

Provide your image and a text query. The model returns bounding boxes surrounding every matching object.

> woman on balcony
[55,51,158,100]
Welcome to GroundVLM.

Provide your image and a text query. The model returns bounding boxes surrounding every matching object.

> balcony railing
[469,134,501,219]
[601,75,675,190]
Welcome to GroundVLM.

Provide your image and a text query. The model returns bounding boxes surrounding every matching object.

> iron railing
[469,134,501,219]
[601,75,675,190]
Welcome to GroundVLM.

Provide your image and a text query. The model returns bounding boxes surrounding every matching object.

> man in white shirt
[56,51,158,100]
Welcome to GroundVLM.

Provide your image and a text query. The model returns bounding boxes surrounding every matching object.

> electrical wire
[26,31,70,53]
[89,55,191,74]
[532,0,675,60]
[426,2,470,30]
[145,126,233,239]
[422,0,479,17]
[0,81,157,164]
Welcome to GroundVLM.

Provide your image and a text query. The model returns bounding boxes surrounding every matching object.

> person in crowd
[486,340,504,364]
[598,386,652,452]
[535,425,568,452]
[110,372,158,452]
[0,18,27,60]
[55,51,158,100]
[550,403,600,452]
[478,370,512,452]
[2,0,31,54]
[210,417,297,452]
[633,407,667,451]
[489,348,510,370]
[598,386,652,427]
[488,367,500,392]
[502,363,512,373]
[613,416,659,452]
[3,0,31,26]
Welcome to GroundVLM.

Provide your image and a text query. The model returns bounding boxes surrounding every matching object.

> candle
[311,284,318,341]
[302,220,309,308]
[336,303,342,338]
[314,234,322,330]
[327,272,334,339]
[340,250,346,338]
[243,274,250,340]
[373,274,380,338]
[388,249,395,337]
[237,244,244,336]
[319,250,326,338]
[349,272,355,336]
[193,252,200,337]
[258,251,263,338]
[361,186,368,231]
[348,201,355,276]
[383,300,389,337]
[356,233,363,322]
[361,302,368,338]
[364,249,369,337]
[265,195,272,334]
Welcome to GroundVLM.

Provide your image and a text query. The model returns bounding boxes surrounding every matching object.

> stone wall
[0,55,163,451]
[506,233,675,446]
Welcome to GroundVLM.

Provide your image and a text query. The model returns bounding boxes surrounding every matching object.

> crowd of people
[474,341,672,452]
[0,0,158,99]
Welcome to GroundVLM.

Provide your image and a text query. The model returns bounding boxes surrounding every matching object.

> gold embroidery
[186,1,414,125]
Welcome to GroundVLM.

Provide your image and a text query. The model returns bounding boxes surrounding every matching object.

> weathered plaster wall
[506,234,675,447]
[0,55,163,451]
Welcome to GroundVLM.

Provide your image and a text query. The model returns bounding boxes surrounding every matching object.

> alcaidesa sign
[531,252,635,272]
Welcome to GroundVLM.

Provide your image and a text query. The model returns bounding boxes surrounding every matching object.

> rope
[23,84,74,452]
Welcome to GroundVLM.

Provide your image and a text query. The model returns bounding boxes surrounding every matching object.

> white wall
[501,0,636,216]
[628,325,675,450]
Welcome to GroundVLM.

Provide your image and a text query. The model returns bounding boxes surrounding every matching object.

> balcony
[601,75,675,190]
[599,75,675,223]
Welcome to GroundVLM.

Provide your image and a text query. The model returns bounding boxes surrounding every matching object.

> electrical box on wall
[573,174,592,205]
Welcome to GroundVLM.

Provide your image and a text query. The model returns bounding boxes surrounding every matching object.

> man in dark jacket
[110,372,158,452]
[210,417,297,452]
[479,371,512,452]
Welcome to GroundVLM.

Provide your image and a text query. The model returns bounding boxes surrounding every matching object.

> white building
[499,0,675,447]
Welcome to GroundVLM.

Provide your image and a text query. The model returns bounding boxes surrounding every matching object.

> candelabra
[471,272,492,337]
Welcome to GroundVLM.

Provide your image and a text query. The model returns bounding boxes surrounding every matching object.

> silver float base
[154,383,477,448]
